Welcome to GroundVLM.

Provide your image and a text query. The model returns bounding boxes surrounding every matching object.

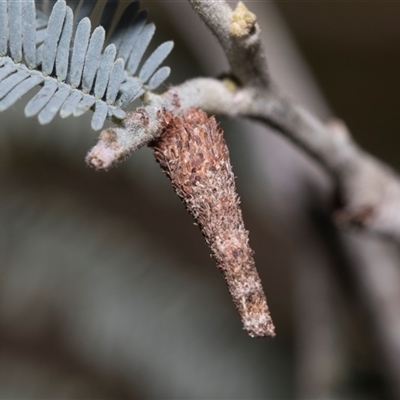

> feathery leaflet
[0,0,173,130]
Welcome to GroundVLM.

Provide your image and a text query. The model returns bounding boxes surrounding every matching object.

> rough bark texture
[150,108,275,337]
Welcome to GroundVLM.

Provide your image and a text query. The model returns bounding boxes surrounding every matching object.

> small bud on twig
[150,108,275,337]
[230,1,257,38]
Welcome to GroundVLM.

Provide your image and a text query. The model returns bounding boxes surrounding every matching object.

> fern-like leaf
[0,0,174,130]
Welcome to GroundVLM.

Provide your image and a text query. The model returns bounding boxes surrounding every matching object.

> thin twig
[187,1,269,87]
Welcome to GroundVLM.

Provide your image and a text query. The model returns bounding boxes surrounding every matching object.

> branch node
[328,118,351,141]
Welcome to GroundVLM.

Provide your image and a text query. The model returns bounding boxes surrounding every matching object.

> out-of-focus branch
[345,235,400,398]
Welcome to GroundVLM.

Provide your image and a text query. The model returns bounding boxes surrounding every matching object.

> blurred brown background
[1,1,400,399]
[277,1,400,171]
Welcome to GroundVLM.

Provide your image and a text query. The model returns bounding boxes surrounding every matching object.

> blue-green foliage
[0,0,173,130]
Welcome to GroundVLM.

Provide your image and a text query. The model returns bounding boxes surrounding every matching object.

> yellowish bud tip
[230,1,257,38]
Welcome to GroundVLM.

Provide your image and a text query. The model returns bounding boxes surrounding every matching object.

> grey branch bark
[187,0,269,87]
[87,0,400,243]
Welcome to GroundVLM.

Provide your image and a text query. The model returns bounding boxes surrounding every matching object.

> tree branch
[86,0,400,243]
[187,1,269,87]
